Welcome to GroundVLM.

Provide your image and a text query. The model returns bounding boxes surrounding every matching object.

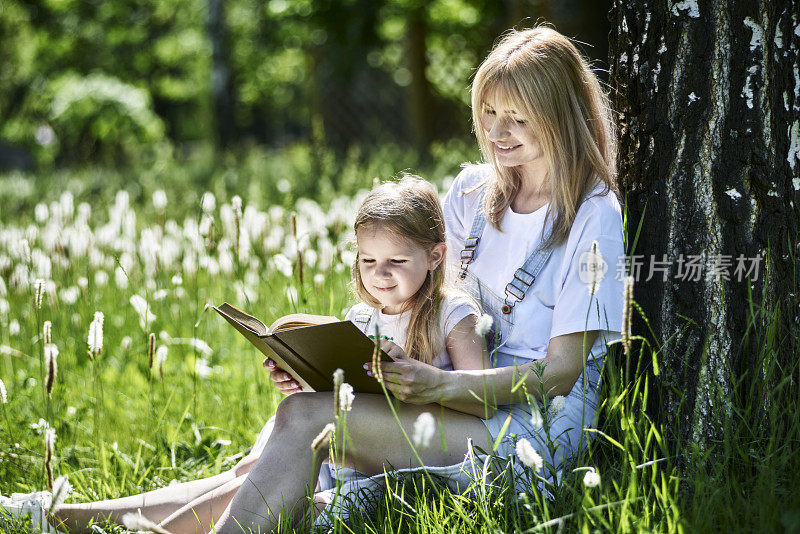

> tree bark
[609,0,800,452]
[207,0,236,149]
[406,6,435,151]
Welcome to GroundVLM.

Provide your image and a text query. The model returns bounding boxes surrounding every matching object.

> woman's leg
[51,454,260,534]
[208,392,491,534]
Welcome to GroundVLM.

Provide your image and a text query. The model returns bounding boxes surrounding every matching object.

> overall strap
[501,246,553,314]
[457,186,554,314]
[351,306,376,333]
[458,190,488,280]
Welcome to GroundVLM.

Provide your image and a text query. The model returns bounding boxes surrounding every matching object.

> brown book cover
[214,302,390,394]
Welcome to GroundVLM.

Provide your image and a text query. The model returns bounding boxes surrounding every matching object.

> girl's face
[357,226,445,315]
[479,89,546,178]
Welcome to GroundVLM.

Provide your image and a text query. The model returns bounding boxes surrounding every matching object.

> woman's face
[479,90,546,177]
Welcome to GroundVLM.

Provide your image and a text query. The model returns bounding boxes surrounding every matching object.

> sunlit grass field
[1,145,798,533]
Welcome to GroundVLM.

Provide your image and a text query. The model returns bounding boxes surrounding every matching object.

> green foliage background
[0,0,609,168]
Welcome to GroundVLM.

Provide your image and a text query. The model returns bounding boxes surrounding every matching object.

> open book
[214,302,390,394]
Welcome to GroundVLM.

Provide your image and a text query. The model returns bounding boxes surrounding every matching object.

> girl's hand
[370,340,444,404]
[263,358,303,395]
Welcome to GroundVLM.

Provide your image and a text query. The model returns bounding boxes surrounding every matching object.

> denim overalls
[454,192,604,485]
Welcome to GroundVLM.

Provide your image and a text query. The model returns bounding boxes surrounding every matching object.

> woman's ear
[429,242,446,270]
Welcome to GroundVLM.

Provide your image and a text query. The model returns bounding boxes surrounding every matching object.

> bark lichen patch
[789,121,800,172]
[743,17,765,51]
[668,30,691,124]
[671,0,700,19]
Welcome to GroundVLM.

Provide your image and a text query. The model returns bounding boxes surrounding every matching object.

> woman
[43,25,622,533]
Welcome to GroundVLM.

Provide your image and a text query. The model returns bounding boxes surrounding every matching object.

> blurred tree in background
[0,0,611,169]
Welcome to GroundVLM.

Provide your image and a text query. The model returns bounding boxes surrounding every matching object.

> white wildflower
[549,395,566,417]
[156,345,168,364]
[130,295,156,330]
[583,468,601,488]
[333,368,344,384]
[313,273,325,292]
[19,239,31,263]
[60,286,79,304]
[77,276,88,289]
[43,320,52,345]
[0,378,7,404]
[201,191,216,213]
[35,203,49,223]
[120,336,132,351]
[339,383,355,413]
[153,289,168,301]
[195,358,212,378]
[34,278,46,309]
[515,438,543,471]
[44,427,56,450]
[474,313,493,335]
[311,422,336,452]
[45,343,59,396]
[30,418,50,433]
[153,190,167,211]
[530,406,543,428]
[49,475,72,516]
[622,275,634,356]
[94,270,108,287]
[87,312,104,355]
[9,320,20,336]
[171,274,182,286]
[412,412,436,448]
[273,254,293,278]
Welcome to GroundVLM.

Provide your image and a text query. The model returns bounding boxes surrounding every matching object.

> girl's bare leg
[51,454,259,534]
[207,392,490,534]
[158,474,248,534]
[157,469,332,533]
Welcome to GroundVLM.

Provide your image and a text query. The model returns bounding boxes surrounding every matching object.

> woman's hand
[263,358,303,395]
[370,340,444,404]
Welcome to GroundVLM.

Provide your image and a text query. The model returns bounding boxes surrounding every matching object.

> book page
[268,313,339,334]
[215,303,268,336]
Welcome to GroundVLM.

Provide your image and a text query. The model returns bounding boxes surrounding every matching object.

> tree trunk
[609,0,800,452]
[207,0,236,149]
[406,7,435,151]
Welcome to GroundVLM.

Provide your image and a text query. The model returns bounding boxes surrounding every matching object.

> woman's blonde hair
[471,25,619,248]
[351,176,445,365]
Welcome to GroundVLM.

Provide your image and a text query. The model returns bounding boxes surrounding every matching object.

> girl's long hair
[351,176,446,365]
[471,25,619,249]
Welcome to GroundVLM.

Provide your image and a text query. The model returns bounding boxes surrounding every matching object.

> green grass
[0,146,798,533]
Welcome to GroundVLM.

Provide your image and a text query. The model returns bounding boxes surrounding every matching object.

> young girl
[348,175,487,373]
[270,175,488,395]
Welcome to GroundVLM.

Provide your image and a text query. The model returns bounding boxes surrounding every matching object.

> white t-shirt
[442,164,624,364]
[344,294,480,370]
